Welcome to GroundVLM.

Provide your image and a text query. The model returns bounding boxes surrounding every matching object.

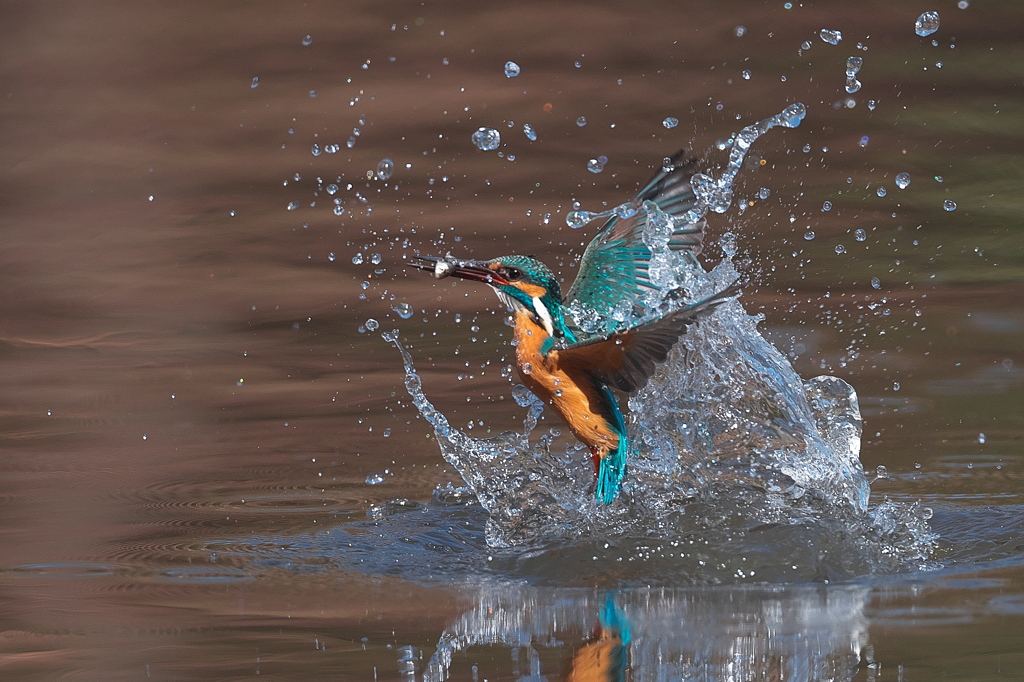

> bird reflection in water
[566,594,630,682]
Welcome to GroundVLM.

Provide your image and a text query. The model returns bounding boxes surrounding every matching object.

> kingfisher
[407,151,740,504]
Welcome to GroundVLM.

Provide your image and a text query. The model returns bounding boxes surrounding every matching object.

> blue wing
[564,151,705,314]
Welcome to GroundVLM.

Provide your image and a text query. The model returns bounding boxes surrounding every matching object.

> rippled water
[2,1,1023,679]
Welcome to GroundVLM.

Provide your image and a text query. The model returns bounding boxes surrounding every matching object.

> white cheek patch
[532,297,555,336]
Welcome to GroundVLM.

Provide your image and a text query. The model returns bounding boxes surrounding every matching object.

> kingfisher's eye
[505,267,522,281]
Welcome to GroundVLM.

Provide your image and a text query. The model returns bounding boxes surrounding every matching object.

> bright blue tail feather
[595,385,628,504]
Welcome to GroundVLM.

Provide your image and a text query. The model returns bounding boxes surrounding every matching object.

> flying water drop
[915,11,940,37]
[365,318,380,332]
[504,61,521,78]
[393,302,414,319]
[471,127,501,151]
[523,123,537,141]
[662,117,679,129]
[819,29,842,45]
[376,158,395,180]
[365,472,385,485]
[876,186,887,197]
[845,56,863,93]
[895,172,911,189]
[943,199,957,211]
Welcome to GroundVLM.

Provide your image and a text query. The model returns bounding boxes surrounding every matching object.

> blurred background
[1,0,1022,679]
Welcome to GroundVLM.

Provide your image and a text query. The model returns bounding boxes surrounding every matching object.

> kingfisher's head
[408,254,568,338]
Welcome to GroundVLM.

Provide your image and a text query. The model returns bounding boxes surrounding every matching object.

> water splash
[391,106,936,573]
[567,103,806,231]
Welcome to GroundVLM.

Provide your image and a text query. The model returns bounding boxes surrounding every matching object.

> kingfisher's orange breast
[511,311,620,456]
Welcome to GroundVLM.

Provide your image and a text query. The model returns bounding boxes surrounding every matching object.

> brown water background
[2,1,1023,679]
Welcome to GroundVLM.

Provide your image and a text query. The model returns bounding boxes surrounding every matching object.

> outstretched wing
[564,151,706,314]
[556,282,739,393]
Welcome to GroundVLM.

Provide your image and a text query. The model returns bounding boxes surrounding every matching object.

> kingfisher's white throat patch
[491,289,555,336]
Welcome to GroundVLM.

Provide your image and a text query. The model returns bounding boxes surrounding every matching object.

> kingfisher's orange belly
[512,313,619,456]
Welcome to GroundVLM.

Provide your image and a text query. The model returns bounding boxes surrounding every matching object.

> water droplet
[741,69,751,80]
[576,116,587,127]
[876,186,887,197]
[250,76,259,89]
[333,206,345,216]
[734,26,747,37]
[871,276,881,289]
[892,381,900,392]
[565,210,594,229]
[328,252,336,262]
[855,228,867,241]
[915,11,940,37]
[326,183,338,195]
[859,135,870,147]
[311,144,321,156]
[308,90,317,98]
[370,253,382,265]
[876,465,888,479]
[383,428,392,438]
[393,302,414,319]
[376,158,395,180]
[895,172,911,189]
[662,116,679,129]
[957,0,969,8]
[758,187,771,199]
[504,61,521,78]
[822,201,832,212]
[365,318,379,332]
[846,56,863,74]
[523,123,537,141]
[287,201,299,211]
[977,432,986,444]
[934,175,944,183]
[867,99,877,111]
[365,472,385,485]
[803,230,815,241]
[943,199,957,211]
[471,127,500,151]
[352,253,364,265]
[819,29,842,45]
[835,244,847,254]
[302,35,313,46]
[586,158,604,173]
[324,144,340,154]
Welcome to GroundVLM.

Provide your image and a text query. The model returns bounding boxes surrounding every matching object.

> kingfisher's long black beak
[406,255,508,285]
